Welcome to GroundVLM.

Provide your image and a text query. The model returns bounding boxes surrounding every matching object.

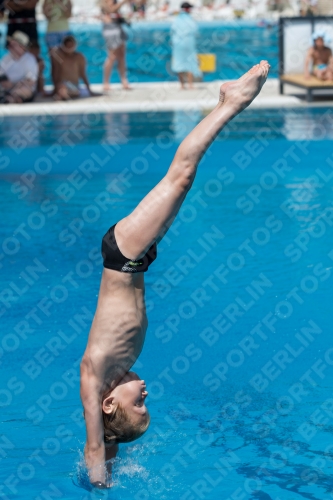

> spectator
[101,0,131,93]
[0,0,39,44]
[43,0,72,51]
[29,40,45,95]
[0,30,38,103]
[161,0,169,11]
[305,32,333,81]
[131,0,146,18]
[171,2,201,90]
[43,0,72,84]
[267,0,289,12]
[52,35,94,100]
[300,0,318,16]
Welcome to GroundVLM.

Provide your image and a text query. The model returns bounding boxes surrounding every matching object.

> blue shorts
[314,64,328,71]
[46,31,71,49]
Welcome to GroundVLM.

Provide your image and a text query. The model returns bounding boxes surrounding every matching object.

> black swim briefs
[101,224,157,273]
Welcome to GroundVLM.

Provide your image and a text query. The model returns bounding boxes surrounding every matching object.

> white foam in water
[73,446,150,493]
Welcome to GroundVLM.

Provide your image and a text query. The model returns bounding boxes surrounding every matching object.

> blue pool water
[0,21,278,84]
[1,107,333,500]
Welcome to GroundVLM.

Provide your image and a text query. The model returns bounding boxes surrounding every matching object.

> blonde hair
[103,405,150,443]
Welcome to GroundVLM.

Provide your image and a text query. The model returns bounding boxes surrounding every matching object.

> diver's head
[102,372,150,443]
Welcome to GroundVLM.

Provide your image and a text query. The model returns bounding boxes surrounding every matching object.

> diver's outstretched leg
[115,61,270,260]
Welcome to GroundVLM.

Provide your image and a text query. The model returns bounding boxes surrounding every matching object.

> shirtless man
[304,34,333,81]
[80,60,270,489]
[52,35,93,100]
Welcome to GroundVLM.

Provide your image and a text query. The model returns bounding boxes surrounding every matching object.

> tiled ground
[0,79,332,117]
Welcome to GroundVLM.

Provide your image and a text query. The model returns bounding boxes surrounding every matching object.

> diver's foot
[219,60,270,114]
[103,84,111,94]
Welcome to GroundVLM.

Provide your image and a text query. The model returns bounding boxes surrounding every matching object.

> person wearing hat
[0,30,38,103]
[304,32,333,81]
[171,2,201,90]
[0,0,39,44]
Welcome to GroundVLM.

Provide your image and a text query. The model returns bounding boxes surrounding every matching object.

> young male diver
[80,60,271,488]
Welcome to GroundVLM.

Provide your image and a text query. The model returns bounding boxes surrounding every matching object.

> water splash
[73,447,150,494]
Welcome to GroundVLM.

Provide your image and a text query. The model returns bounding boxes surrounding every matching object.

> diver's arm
[105,442,119,486]
[80,365,107,485]
[105,442,119,462]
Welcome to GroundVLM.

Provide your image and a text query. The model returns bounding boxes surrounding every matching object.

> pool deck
[1,78,333,117]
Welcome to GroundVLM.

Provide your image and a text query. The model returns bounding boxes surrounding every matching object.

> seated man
[0,30,38,103]
[304,33,333,81]
[51,35,94,100]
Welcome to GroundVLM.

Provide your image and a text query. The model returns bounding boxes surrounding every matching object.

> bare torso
[56,50,82,84]
[311,46,332,65]
[83,269,147,395]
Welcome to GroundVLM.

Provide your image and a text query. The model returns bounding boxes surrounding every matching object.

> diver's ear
[102,395,116,414]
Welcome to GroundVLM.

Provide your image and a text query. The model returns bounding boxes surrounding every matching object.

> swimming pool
[0,21,278,84]
[1,106,333,499]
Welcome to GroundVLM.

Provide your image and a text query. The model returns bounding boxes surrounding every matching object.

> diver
[80,60,271,488]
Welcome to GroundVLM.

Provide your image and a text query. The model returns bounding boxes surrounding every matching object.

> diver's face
[106,372,149,422]
[315,37,324,49]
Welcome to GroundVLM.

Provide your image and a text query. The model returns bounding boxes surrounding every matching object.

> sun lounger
[280,73,333,102]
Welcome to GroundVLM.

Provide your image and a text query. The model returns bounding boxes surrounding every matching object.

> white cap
[7,31,30,48]
[311,30,332,46]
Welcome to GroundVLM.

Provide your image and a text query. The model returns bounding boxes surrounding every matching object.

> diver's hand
[91,481,107,489]
[85,445,106,484]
